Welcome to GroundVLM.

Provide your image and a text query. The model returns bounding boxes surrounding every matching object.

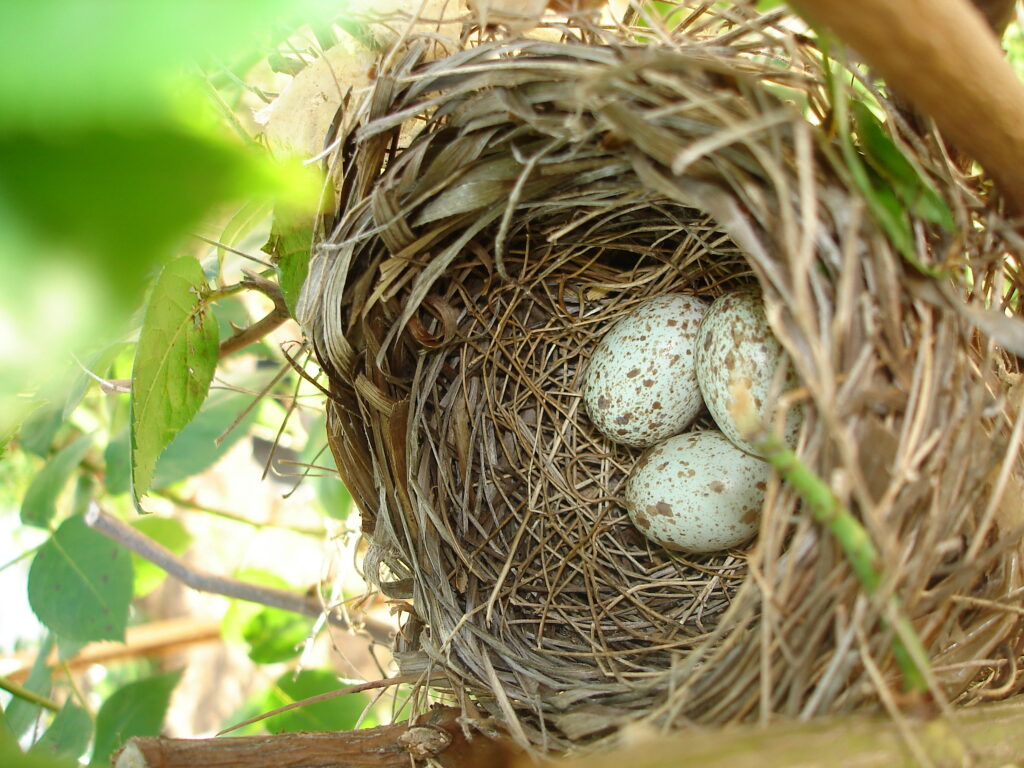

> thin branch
[0,674,60,712]
[192,234,275,269]
[154,489,324,537]
[84,504,393,644]
[218,272,293,359]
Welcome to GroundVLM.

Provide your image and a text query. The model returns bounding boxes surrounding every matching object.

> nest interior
[299,9,1024,751]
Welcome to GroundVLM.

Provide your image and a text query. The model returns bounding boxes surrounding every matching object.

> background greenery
[0,2,384,766]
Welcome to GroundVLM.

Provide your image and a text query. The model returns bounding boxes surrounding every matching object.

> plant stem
[154,489,323,537]
[731,387,930,693]
[0,674,60,712]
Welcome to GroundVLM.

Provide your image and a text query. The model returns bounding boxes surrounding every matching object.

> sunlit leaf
[90,671,182,768]
[264,211,314,318]
[130,256,219,505]
[20,433,94,529]
[28,515,133,643]
[130,516,192,598]
[28,702,91,764]
[242,608,313,664]
[222,570,292,645]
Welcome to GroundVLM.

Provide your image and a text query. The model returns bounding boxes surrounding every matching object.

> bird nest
[298,6,1024,753]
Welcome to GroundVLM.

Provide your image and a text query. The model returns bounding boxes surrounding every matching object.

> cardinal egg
[696,290,800,457]
[624,430,768,553]
[582,294,708,447]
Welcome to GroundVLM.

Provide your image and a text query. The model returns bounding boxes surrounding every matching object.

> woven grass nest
[298,6,1024,752]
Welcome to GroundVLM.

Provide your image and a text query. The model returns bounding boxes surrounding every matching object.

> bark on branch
[112,696,1024,768]
[114,707,520,768]
[790,0,1024,214]
[85,504,394,644]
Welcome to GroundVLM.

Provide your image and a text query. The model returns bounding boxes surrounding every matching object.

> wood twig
[84,504,394,644]
[218,271,292,358]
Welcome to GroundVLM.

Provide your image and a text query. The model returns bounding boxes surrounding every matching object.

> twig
[218,272,293,359]
[192,234,275,269]
[0,674,60,712]
[155,489,324,537]
[84,504,393,644]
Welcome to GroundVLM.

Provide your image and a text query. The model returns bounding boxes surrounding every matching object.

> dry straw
[298,2,1024,753]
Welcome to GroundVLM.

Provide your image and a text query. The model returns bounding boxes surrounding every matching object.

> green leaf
[103,429,131,497]
[0,707,14,747]
[242,608,313,664]
[150,389,260,490]
[129,256,219,505]
[28,702,91,764]
[0,396,45,460]
[0,0,338,128]
[20,432,94,529]
[28,515,133,642]
[5,637,53,739]
[90,671,182,768]
[18,403,65,459]
[222,570,291,645]
[263,210,312,318]
[232,670,372,735]
[130,517,191,598]
[851,102,955,231]
[0,743,74,768]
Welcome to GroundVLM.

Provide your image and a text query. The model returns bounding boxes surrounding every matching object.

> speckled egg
[624,430,768,553]
[696,291,800,457]
[582,294,708,447]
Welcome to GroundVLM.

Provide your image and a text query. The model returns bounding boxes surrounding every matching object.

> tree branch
[84,504,393,644]
[114,707,520,768]
[790,0,1024,214]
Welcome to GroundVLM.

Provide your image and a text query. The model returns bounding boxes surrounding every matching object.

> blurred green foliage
[0,0,373,763]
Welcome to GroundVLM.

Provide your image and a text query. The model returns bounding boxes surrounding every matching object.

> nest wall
[299,11,1024,751]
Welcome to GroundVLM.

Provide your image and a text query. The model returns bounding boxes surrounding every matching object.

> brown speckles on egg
[581,294,709,447]
[623,430,769,553]
[695,290,802,457]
